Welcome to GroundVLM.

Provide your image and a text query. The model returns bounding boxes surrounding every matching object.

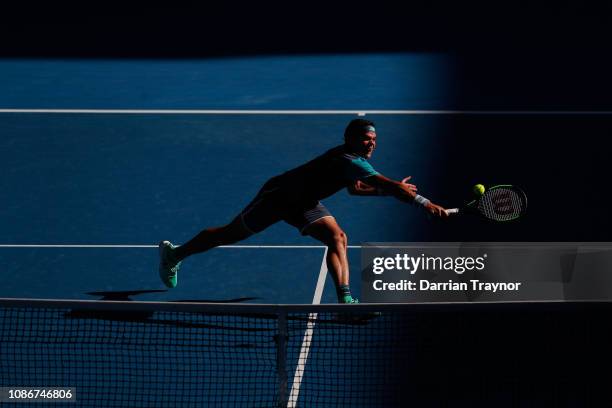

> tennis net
[1,298,611,407]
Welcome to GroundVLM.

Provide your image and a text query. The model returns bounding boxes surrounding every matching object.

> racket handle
[445,208,460,215]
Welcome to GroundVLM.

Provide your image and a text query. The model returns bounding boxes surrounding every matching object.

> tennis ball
[473,184,486,196]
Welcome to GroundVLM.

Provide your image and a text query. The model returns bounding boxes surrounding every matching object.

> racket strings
[478,188,525,221]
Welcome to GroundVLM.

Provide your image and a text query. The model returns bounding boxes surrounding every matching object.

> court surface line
[287,247,328,407]
[2,109,612,115]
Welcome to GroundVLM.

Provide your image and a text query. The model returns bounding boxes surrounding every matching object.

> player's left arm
[348,176,416,196]
[362,174,449,218]
[347,180,383,196]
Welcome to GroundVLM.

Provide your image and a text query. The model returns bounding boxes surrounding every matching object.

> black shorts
[238,182,333,235]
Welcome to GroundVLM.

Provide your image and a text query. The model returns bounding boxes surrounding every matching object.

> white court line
[2,109,612,115]
[0,244,360,249]
[287,247,328,407]
[311,248,329,304]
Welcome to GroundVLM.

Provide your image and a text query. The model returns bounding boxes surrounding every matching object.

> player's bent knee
[305,217,348,250]
[330,231,347,251]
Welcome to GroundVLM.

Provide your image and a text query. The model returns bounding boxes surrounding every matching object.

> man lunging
[159,119,448,303]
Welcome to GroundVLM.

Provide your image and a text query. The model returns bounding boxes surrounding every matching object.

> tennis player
[159,119,448,303]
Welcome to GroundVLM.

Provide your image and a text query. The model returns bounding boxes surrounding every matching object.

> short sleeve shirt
[268,145,379,202]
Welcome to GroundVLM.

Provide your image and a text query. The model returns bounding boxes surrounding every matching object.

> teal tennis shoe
[158,241,181,288]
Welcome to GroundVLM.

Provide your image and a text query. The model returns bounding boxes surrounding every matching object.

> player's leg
[302,216,356,303]
[158,217,252,288]
[159,216,255,288]
[172,216,252,261]
[159,183,283,288]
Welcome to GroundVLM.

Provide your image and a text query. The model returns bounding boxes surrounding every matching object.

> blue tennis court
[1,54,610,304]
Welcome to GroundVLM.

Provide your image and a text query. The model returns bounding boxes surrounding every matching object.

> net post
[276,309,289,407]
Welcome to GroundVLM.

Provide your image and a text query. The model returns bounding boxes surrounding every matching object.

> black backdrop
[2,2,612,58]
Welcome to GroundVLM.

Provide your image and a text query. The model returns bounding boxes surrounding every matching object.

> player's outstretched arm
[347,176,418,196]
[362,174,449,218]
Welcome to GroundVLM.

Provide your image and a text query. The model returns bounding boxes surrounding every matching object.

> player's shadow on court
[68,291,268,334]
[85,290,258,303]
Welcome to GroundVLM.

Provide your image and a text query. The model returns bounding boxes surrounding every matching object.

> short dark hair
[344,118,376,141]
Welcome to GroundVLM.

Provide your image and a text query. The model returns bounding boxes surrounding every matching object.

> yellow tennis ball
[473,184,485,196]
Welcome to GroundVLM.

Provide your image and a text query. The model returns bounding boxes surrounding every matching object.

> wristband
[413,194,430,207]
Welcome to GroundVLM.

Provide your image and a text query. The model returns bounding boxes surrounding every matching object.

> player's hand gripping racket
[445,184,527,222]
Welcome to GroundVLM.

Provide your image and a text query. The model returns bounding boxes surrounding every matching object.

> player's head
[344,118,377,159]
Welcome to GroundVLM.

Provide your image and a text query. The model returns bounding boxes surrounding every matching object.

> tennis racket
[445,185,527,222]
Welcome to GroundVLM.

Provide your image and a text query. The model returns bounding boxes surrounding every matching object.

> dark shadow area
[452,49,612,109]
[2,2,612,58]
[171,297,260,303]
[85,290,167,301]
[286,302,612,407]
[85,290,259,303]
[64,308,276,332]
[386,302,612,406]
[421,115,612,241]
